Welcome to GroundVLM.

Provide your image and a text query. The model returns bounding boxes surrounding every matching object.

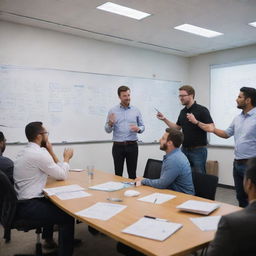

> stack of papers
[76,202,127,220]
[122,217,182,241]
[190,216,221,231]
[43,184,91,200]
[138,193,176,204]
[176,200,220,215]
[89,181,125,191]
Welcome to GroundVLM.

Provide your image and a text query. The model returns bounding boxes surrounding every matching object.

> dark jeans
[181,147,207,174]
[112,143,138,179]
[233,161,248,207]
[17,197,74,256]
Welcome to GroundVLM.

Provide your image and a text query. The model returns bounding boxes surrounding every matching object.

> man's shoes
[43,238,82,249]
[43,239,58,250]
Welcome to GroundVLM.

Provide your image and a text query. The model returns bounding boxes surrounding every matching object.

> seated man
[207,157,256,256]
[14,122,75,256]
[136,128,194,195]
[0,131,14,184]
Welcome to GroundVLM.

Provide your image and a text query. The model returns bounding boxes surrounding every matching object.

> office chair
[143,159,162,179]
[0,170,56,256]
[192,171,219,200]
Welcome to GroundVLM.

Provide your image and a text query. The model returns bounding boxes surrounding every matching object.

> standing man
[14,122,75,256]
[135,128,194,195]
[207,158,256,256]
[0,131,14,184]
[105,86,145,179]
[157,85,213,173]
[201,87,256,207]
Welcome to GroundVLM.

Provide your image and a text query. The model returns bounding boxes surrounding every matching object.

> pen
[144,215,169,222]
[122,182,135,186]
[153,198,157,204]
[154,107,160,113]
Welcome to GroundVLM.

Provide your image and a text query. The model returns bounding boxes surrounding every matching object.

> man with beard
[207,158,256,256]
[156,85,213,174]
[200,87,256,207]
[105,85,144,179]
[14,121,75,256]
[135,128,194,195]
[0,131,14,184]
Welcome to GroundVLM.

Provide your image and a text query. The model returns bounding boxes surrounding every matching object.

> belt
[234,159,249,164]
[182,145,206,150]
[114,141,137,145]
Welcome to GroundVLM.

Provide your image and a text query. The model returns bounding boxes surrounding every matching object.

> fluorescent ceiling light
[97,2,151,20]
[248,21,256,27]
[174,24,223,38]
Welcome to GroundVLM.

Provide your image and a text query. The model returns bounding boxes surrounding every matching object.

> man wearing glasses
[14,121,75,256]
[157,85,213,174]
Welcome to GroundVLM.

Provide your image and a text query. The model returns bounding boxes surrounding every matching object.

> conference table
[46,170,240,256]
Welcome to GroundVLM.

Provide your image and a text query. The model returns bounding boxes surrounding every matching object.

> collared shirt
[14,142,70,200]
[105,104,145,142]
[0,152,14,184]
[176,102,213,147]
[225,107,256,159]
[142,148,195,195]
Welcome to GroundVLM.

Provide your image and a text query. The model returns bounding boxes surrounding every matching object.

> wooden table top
[46,170,240,256]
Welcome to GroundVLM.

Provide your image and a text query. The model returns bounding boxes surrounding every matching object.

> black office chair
[143,159,162,179]
[192,171,219,200]
[0,170,56,256]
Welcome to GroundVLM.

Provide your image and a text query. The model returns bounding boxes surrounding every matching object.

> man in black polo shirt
[157,85,213,173]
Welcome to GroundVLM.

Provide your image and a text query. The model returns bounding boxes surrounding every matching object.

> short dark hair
[179,85,195,98]
[245,158,256,186]
[0,131,5,142]
[165,128,184,148]
[25,122,44,142]
[240,87,256,107]
[117,85,130,96]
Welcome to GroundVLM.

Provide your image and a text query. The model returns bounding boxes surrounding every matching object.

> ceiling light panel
[174,24,223,38]
[96,2,151,20]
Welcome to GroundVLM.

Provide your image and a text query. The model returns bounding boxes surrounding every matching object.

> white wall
[189,44,256,185]
[0,21,189,177]
[2,21,256,184]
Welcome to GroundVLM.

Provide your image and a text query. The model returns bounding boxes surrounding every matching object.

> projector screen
[210,60,256,146]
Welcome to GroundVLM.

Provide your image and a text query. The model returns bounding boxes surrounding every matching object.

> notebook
[122,217,182,241]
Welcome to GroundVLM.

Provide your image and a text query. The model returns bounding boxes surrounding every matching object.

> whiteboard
[0,66,182,143]
[210,61,256,146]
[0,65,182,143]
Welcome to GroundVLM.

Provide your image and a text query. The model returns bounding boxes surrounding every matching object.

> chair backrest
[0,170,17,238]
[143,159,162,179]
[192,171,219,200]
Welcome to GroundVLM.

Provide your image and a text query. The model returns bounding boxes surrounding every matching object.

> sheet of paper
[176,200,220,215]
[138,193,176,204]
[89,181,125,191]
[56,190,91,200]
[70,168,85,172]
[43,184,84,196]
[122,217,182,241]
[190,216,221,231]
[75,202,127,220]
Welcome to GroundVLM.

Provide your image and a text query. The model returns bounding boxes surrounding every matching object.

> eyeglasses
[178,94,189,98]
[40,132,49,136]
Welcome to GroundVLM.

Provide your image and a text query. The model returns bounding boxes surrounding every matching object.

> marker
[144,215,169,222]
[154,107,160,113]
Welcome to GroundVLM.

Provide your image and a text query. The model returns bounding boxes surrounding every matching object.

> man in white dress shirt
[14,121,75,256]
